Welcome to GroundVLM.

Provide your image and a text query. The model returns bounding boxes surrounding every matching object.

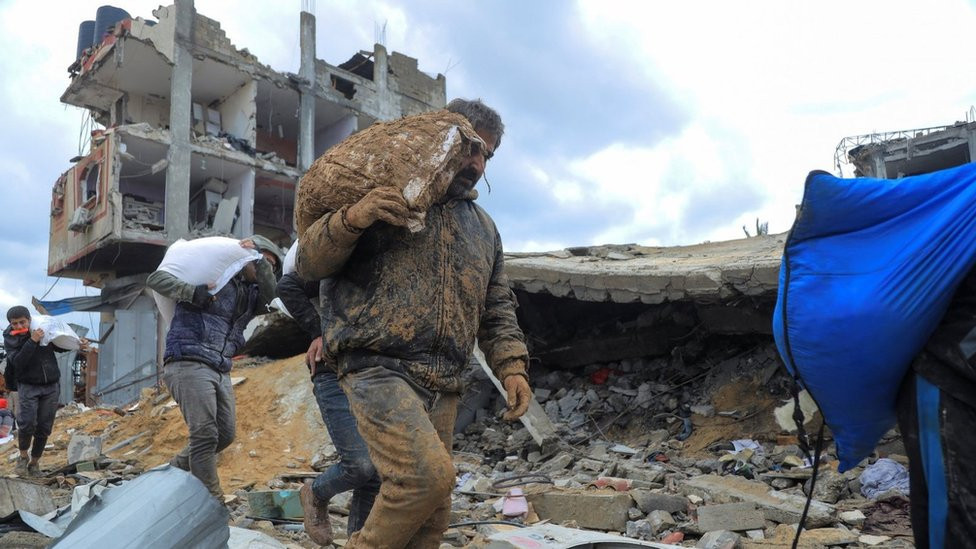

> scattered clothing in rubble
[859,458,910,499]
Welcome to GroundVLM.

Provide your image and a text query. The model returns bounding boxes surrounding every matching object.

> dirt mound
[295,110,483,236]
[0,356,326,491]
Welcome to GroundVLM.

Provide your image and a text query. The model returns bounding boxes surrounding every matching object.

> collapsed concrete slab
[505,235,784,306]
[507,235,785,369]
[681,474,835,528]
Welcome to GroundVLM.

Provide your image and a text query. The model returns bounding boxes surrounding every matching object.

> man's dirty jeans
[339,365,459,549]
[162,360,236,497]
[311,370,380,534]
[17,382,59,459]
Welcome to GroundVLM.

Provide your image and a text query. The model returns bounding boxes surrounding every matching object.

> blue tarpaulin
[774,163,976,471]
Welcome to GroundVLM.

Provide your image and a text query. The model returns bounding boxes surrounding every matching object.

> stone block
[804,468,848,504]
[527,491,632,531]
[0,479,55,519]
[647,510,676,534]
[67,434,102,465]
[631,490,688,514]
[697,530,741,549]
[625,519,652,540]
[682,474,835,527]
[540,452,574,473]
[839,509,866,528]
[616,463,665,484]
[697,502,765,532]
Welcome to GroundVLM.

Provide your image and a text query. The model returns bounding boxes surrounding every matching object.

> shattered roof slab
[504,234,785,304]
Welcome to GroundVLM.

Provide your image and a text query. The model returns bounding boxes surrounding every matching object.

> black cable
[447,520,526,529]
[791,421,826,549]
[38,275,63,301]
[492,473,552,490]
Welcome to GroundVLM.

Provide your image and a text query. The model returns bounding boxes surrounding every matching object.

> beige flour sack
[295,110,484,236]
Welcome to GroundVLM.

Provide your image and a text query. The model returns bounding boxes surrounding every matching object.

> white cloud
[567,0,976,242]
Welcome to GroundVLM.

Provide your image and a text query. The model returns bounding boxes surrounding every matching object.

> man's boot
[14,457,27,477]
[300,480,333,545]
[27,461,40,477]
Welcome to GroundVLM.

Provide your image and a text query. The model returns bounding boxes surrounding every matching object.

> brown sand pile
[680,377,782,456]
[0,356,326,491]
[295,110,483,236]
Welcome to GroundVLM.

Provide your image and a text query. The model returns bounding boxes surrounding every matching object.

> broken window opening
[82,164,101,206]
[331,75,357,100]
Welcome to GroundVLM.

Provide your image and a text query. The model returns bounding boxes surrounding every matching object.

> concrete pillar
[373,43,389,91]
[164,0,194,240]
[968,129,976,164]
[297,11,316,173]
[872,153,888,179]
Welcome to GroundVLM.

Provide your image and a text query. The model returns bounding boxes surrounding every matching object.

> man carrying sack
[297,99,533,548]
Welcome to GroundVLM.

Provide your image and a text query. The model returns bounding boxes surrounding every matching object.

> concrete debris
[475,522,685,548]
[697,502,766,532]
[0,347,916,548]
[527,491,633,531]
[0,479,55,520]
[838,510,866,528]
[227,526,287,548]
[697,530,741,549]
[858,534,891,546]
[683,475,836,528]
[66,434,102,465]
[631,491,688,514]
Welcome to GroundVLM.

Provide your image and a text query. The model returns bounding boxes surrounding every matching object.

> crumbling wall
[510,236,783,370]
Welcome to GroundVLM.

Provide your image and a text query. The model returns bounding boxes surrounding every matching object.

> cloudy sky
[2,0,976,326]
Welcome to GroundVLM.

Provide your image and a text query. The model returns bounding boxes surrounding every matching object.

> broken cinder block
[696,502,765,532]
[0,478,55,519]
[67,434,102,465]
[526,491,633,531]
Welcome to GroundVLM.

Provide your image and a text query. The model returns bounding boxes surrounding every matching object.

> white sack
[30,314,82,350]
[282,241,298,276]
[152,237,261,329]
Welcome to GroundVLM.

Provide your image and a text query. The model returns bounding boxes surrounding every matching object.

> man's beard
[446,167,479,197]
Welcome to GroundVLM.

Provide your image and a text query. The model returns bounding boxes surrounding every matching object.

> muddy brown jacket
[296,189,528,393]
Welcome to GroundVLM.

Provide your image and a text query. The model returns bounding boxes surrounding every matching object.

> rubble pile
[444,337,915,548]
[0,339,915,547]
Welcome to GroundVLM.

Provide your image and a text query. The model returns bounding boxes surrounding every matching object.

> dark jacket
[276,272,322,339]
[915,267,976,406]
[296,188,528,393]
[148,261,276,373]
[2,326,64,387]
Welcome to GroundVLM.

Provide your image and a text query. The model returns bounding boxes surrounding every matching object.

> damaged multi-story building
[837,114,976,179]
[44,1,445,405]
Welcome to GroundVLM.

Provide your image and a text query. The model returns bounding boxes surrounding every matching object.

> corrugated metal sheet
[95,309,157,405]
[55,325,88,405]
[50,465,229,548]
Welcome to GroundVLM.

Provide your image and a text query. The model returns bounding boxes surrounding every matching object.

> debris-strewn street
[0,339,914,547]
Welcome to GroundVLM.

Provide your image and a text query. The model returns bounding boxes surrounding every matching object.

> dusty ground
[0,355,326,492]
[681,377,782,456]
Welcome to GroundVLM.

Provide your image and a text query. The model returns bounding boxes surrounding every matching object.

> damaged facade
[46,1,445,405]
[505,236,784,370]
[837,116,976,179]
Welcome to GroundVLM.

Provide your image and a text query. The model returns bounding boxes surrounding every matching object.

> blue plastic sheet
[774,164,976,471]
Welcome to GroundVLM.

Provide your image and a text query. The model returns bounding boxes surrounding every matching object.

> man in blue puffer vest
[147,236,279,498]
